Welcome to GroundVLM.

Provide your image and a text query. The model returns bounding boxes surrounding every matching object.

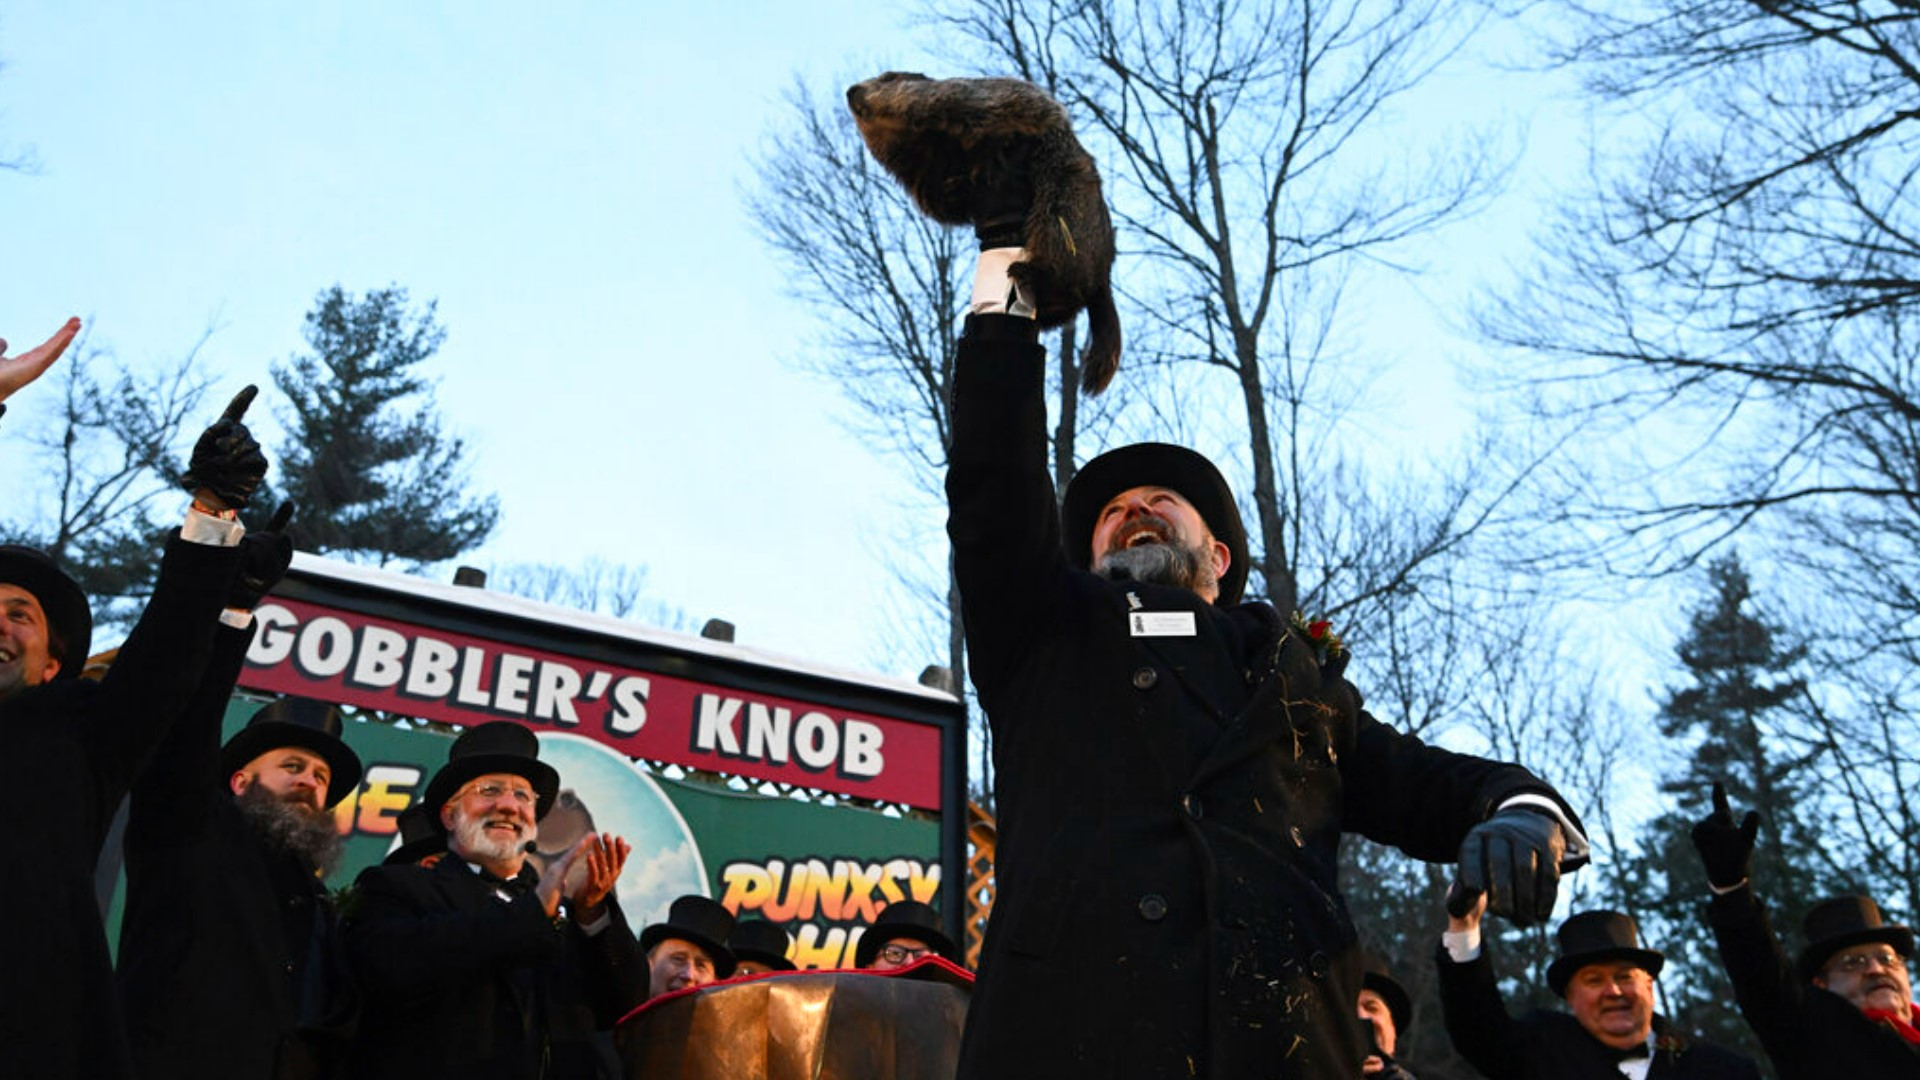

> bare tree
[936,0,1513,614]
[487,558,692,631]
[745,76,1131,802]
[0,326,217,627]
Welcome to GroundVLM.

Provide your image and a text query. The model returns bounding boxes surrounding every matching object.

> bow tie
[1604,1042,1650,1062]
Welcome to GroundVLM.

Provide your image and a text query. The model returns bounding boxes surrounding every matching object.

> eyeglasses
[878,943,932,965]
[461,781,536,807]
[1831,950,1906,975]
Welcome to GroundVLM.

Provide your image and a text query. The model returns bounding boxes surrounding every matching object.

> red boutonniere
[1654,1031,1689,1058]
[1288,611,1347,664]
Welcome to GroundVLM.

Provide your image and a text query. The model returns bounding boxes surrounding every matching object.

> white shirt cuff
[1497,793,1591,864]
[181,508,245,547]
[1442,925,1482,964]
[577,909,612,936]
[218,609,254,629]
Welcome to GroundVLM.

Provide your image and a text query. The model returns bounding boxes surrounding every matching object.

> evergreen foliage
[266,286,498,566]
[1637,554,1822,1065]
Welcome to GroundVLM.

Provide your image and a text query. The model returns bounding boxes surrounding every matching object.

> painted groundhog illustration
[847,71,1122,394]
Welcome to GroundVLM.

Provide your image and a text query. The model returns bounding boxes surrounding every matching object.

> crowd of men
[6,162,1918,1078]
[0,351,968,1080]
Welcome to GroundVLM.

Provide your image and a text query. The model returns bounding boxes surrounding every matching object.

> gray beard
[235,783,345,877]
[1095,538,1216,595]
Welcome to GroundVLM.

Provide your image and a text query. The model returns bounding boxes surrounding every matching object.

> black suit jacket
[118,622,357,1080]
[0,534,239,1080]
[947,315,1586,1080]
[343,855,640,1080]
[1707,885,1920,1079]
[1437,945,1761,1079]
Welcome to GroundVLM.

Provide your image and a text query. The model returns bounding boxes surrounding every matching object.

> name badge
[1130,611,1196,637]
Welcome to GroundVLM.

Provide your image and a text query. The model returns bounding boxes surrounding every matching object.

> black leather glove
[229,502,294,611]
[182,385,267,509]
[1690,781,1759,890]
[967,135,1036,250]
[1453,806,1566,927]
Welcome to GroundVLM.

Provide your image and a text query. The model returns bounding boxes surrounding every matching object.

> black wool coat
[0,535,239,1080]
[118,622,358,1080]
[1437,946,1762,1079]
[342,855,642,1080]
[947,315,1585,1080]
[1708,885,1920,1079]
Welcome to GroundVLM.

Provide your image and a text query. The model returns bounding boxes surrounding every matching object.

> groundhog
[846,71,1122,394]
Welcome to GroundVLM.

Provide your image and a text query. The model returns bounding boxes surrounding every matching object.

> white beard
[451,811,538,863]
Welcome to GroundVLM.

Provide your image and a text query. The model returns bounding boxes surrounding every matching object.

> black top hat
[853,900,961,968]
[219,696,364,808]
[382,801,446,867]
[1797,895,1914,981]
[0,545,91,681]
[1062,443,1250,605]
[1360,956,1412,1037]
[418,721,561,831]
[640,896,738,979]
[728,917,796,972]
[1546,910,1665,997]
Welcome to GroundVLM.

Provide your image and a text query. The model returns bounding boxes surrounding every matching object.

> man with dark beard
[343,722,641,1079]
[119,658,365,1080]
[939,139,1592,1077]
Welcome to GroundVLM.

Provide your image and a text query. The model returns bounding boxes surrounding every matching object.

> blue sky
[0,2,1603,685]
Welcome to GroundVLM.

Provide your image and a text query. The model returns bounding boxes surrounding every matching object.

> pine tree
[267,286,498,566]
[1637,553,1822,1062]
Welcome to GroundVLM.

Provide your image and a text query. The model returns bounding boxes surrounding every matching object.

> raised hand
[1690,781,1760,890]
[1452,807,1566,928]
[183,385,268,511]
[229,502,295,611]
[0,317,82,404]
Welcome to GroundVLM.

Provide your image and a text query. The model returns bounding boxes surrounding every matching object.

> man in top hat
[1358,960,1417,1078]
[1693,783,1920,1077]
[343,721,641,1079]
[936,149,1592,1078]
[641,895,738,996]
[1438,893,1760,1078]
[729,918,797,976]
[4,386,269,1079]
[856,899,961,971]
[118,504,356,1080]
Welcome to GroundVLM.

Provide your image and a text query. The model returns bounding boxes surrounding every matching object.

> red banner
[238,599,943,809]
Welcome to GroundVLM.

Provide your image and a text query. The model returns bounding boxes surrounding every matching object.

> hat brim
[1548,948,1665,998]
[0,547,91,680]
[853,924,962,969]
[220,721,364,808]
[421,753,561,829]
[1797,926,1915,982]
[731,949,797,973]
[640,924,738,980]
[1062,443,1250,605]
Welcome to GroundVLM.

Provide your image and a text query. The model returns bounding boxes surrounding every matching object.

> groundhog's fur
[846,72,1121,394]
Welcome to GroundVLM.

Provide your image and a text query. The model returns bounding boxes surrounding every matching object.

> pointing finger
[221,384,259,423]
[265,501,295,532]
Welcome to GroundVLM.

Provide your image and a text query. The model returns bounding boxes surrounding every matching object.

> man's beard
[235,783,345,876]
[450,808,538,864]
[1094,517,1218,595]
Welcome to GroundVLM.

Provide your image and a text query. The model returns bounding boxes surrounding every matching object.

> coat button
[1182,794,1203,820]
[1132,667,1158,690]
[1309,951,1330,979]
[1138,894,1169,922]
